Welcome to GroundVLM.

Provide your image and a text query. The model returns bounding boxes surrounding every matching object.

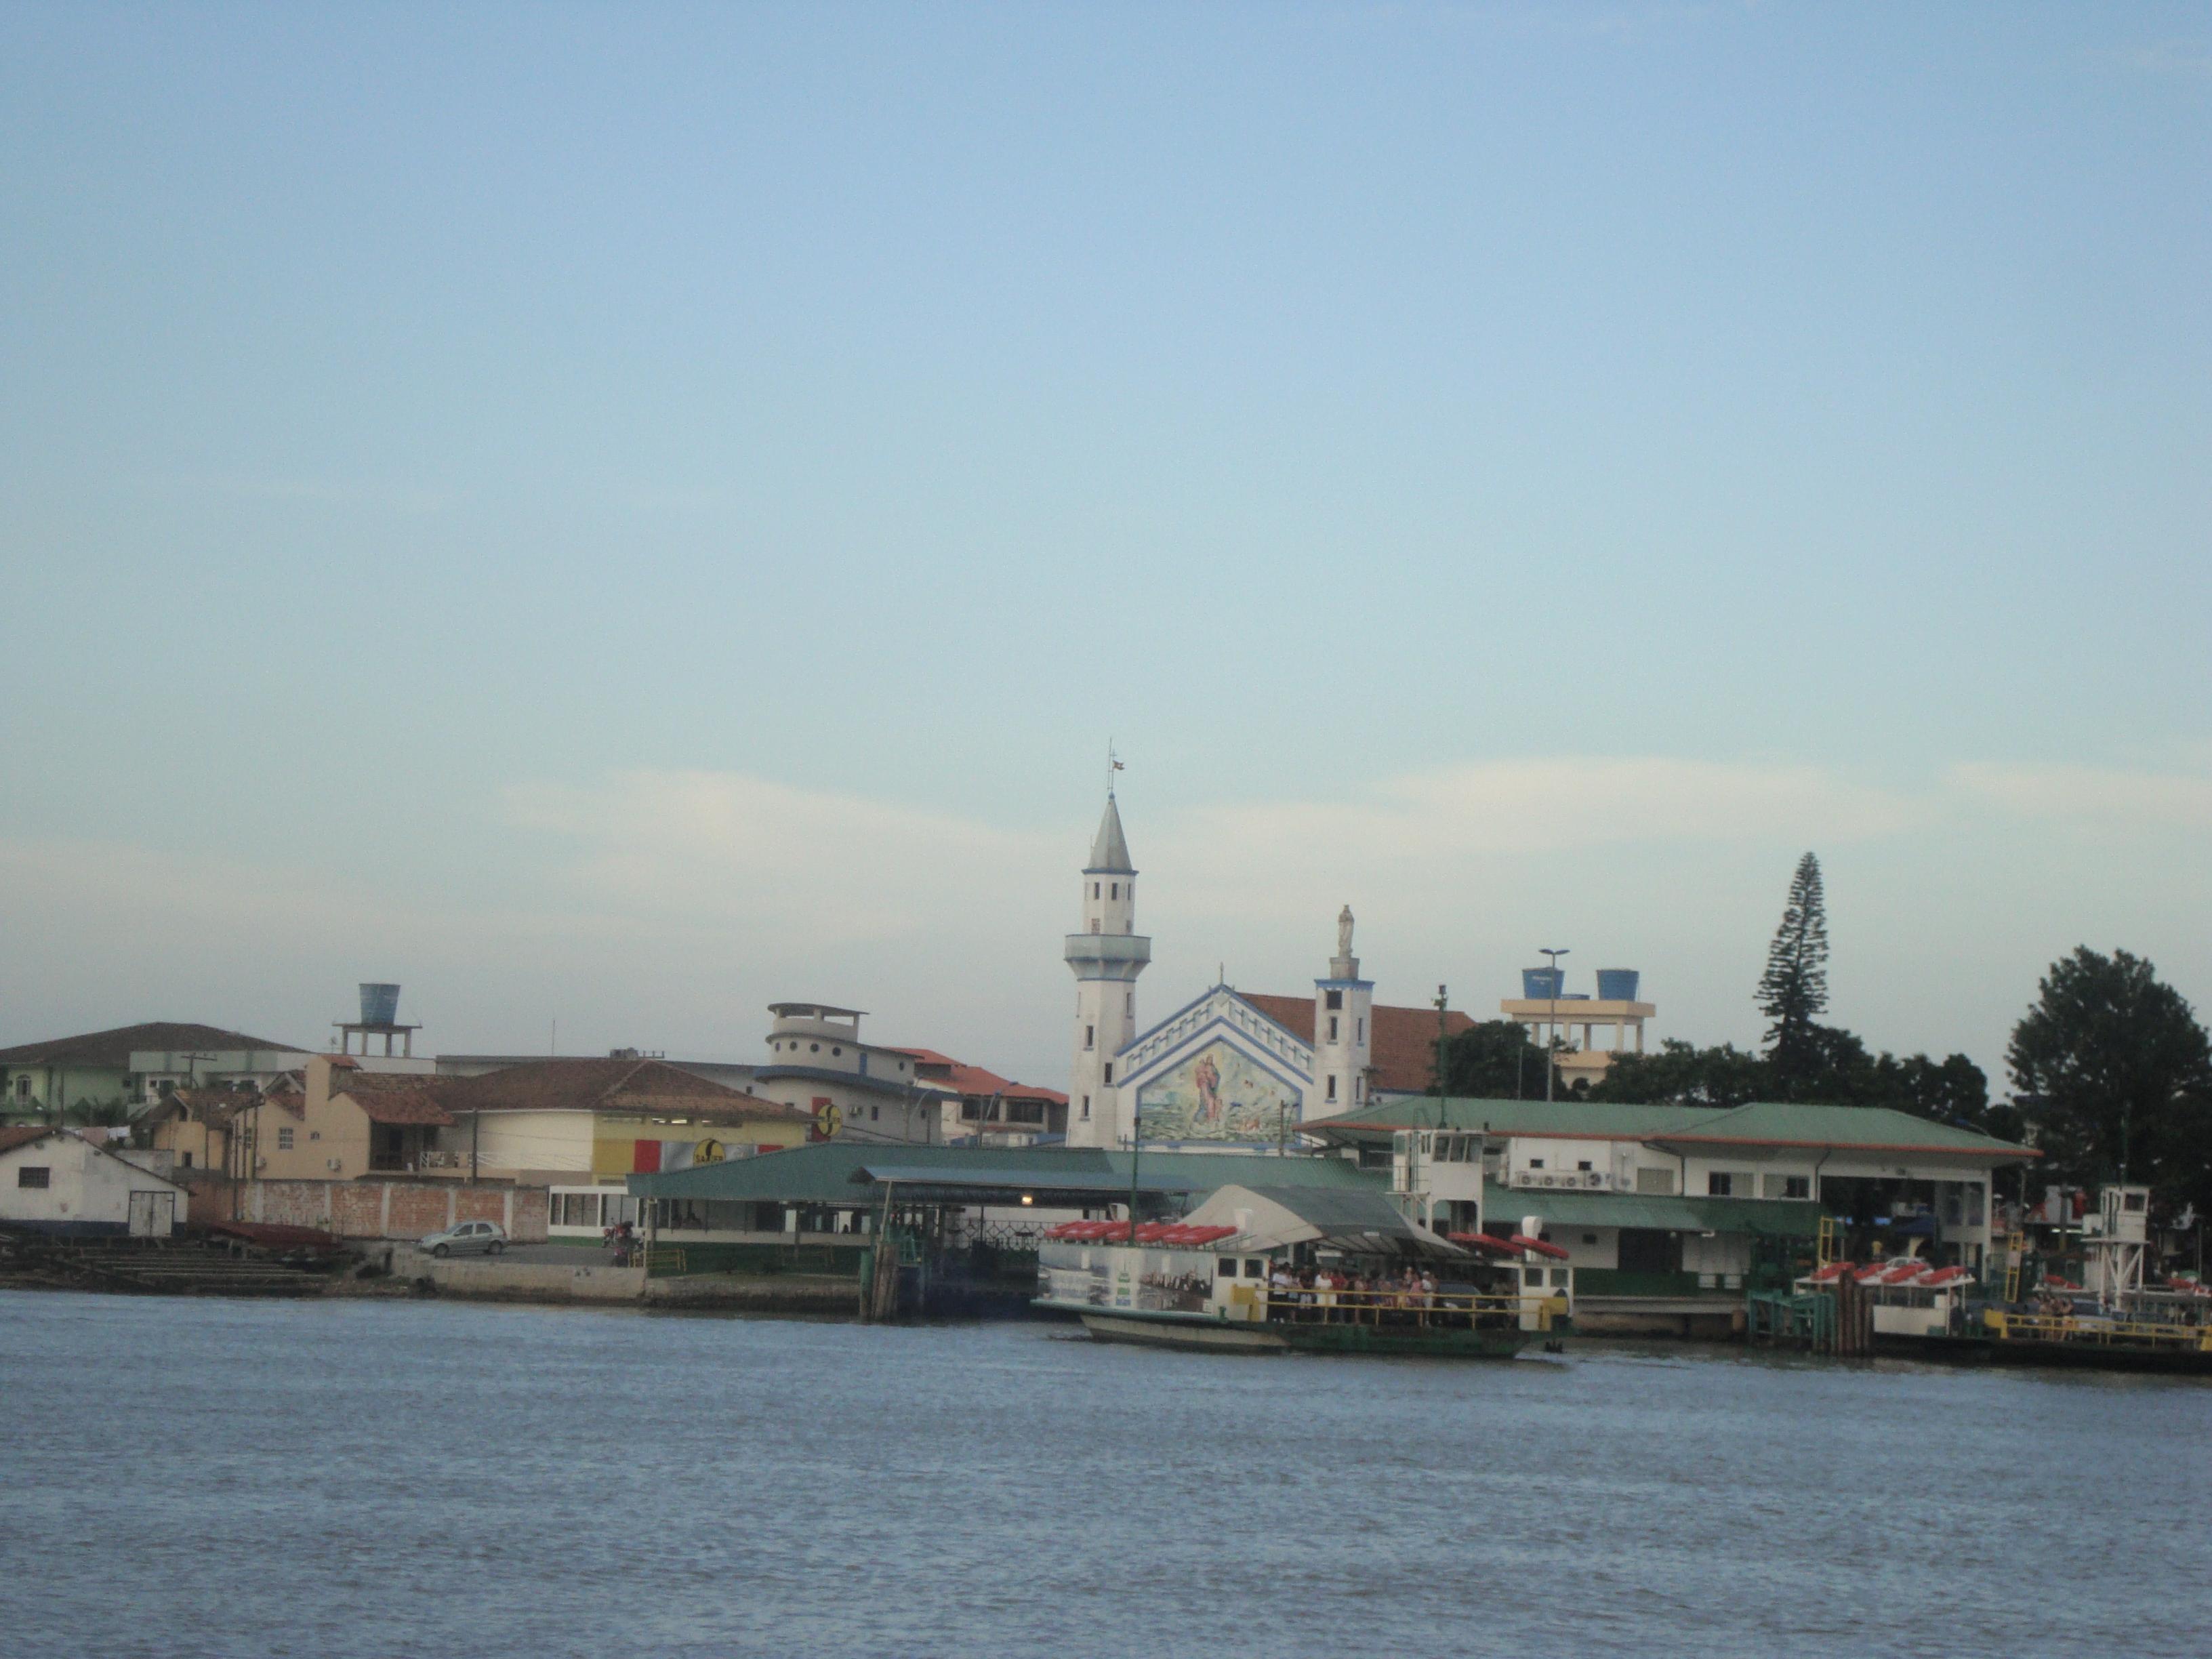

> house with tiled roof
[1060,787,1467,1152]
[895,1048,1070,1145]
[0,1021,311,1120]
[241,1055,815,1188]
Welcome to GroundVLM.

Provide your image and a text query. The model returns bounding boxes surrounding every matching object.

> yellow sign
[812,1102,842,1142]
[694,1138,726,1165]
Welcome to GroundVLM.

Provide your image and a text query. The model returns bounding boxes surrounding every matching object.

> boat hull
[1076,1308,1533,1359]
[1876,1332,2212,1376]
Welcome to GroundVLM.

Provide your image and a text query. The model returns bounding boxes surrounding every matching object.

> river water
[1,1290,2205,1658]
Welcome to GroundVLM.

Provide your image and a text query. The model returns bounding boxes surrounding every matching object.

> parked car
[417,1220,508,1258]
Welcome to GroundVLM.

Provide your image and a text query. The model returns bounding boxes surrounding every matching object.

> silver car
[418,1220,508,1258]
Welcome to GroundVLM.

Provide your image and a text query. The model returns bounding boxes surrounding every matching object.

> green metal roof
[1654,1101,2034,1159]
[1487,1182,1824,1237]
[1307,1095,2031,1158]
[1307,1097,1723,1141]
[627,1141,1380,1204]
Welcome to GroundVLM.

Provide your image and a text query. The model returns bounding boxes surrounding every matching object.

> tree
[1757,852,1830,1082]
[1587,1040,1769,1109]
[1439,1021,1555,1099]
[2009,947,2212,1212]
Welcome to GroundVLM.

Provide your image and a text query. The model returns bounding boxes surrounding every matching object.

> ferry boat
[1796,1185,2212,1374]
[1032,1181,1570,1358]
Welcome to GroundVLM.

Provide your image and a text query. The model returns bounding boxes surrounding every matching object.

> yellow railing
[644,1245,686,1275]
[1986,1309,2212,1351]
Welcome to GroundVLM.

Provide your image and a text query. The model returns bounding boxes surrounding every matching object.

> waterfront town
[6,790,2205,1372]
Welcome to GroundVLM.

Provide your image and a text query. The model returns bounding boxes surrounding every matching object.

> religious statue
[1337,904,1355,960]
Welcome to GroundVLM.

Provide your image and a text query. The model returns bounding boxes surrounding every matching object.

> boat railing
[1986,1309,2212,1351]
[1258,1286,1559,1331]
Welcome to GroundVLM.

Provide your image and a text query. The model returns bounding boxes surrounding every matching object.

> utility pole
[1540,948,1569,1103]
[1431,985,1449,1101]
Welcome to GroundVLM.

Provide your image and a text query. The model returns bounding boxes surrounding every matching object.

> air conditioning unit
[1513,1170,1538,1188]
[1538,1173,1559,1188]
[327,1158,341,1171]
[1583,1172,1605,1189]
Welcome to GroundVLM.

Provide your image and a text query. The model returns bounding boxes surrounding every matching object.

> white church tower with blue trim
[1064,787,1150,1147]
[1307,905,1375,1120]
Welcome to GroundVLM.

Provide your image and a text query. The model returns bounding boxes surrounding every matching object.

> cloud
[506,770,1065,945]
[1949,762,2212,831]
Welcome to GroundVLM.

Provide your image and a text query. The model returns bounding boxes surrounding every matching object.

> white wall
[0,1134,184,1233]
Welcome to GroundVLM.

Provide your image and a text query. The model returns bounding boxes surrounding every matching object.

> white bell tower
[1307,904,1374,1122]
[1063,787,1149,1147]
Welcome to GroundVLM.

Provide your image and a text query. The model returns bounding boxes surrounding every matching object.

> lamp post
[1540,947,1569,1103]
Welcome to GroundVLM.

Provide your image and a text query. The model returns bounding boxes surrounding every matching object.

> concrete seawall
[422,1258,855,1313]
[426,1258,645,1303]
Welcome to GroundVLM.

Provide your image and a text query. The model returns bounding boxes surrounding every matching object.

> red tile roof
[339,1075,457,1127]
[1239,994,1475,1095]
[890,1050,1067,1106]
[0,1126,55,1155]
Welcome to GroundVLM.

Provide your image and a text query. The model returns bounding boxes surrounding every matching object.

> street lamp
[1540,947,1569,1103]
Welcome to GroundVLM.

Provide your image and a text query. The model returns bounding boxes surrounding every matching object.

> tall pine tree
[1757,852,1830,1085]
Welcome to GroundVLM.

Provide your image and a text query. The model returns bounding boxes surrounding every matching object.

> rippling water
[2,1290,2207,1658]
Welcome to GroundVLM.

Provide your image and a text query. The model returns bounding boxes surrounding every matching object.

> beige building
[211,1055,813,1187]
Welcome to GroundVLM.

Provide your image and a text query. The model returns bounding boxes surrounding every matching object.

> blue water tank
[359,982,401,1025]
[1595,968,1641,1002]
[1521,968,1564,1000]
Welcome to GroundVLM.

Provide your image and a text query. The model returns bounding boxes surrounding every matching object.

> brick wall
[190,1179,550,1242]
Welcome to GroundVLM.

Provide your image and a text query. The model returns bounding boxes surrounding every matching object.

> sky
[2,3,2207,1094]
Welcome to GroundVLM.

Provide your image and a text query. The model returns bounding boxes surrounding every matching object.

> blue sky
[3,4,2206,1089]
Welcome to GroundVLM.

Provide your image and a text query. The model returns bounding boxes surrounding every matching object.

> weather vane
[1107,737,1124,795]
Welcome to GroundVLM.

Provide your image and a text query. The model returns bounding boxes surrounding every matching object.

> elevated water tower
[335,981,421,1057]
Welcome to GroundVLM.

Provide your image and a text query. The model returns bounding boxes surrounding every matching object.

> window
[810,1042,819,1052]
[1328,1017,1339,1041]
[18,1166,51,1189]
[1706,1172,1734,1197]
[869,1106,879,1121]
[1086,1025,1094,1050]
[1103,1063,1113,1083]
[1081,1094,1090,1120]
[1576,1160,1593,1172]
[1325,989,1343,1010]
[1357,1018,1364,1043]
[1326,1074,1337,1101]
[1110,883,1118,899]
[1636,1166,1675,1195]
[12,1078,27,1101]
[1244,1259,1266,1279]
[1217,1257,1238,1279]
[277,1128,295,1151]
[1528,1158,1546,1170]
[1092,882,1100,898]
[181,1151,193,1168]
[832,1047,842,1057]
[1125,994,1133,1017]
[1762,1173,1810,1200]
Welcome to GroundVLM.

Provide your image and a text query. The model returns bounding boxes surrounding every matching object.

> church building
[1062,790,1473,1151]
